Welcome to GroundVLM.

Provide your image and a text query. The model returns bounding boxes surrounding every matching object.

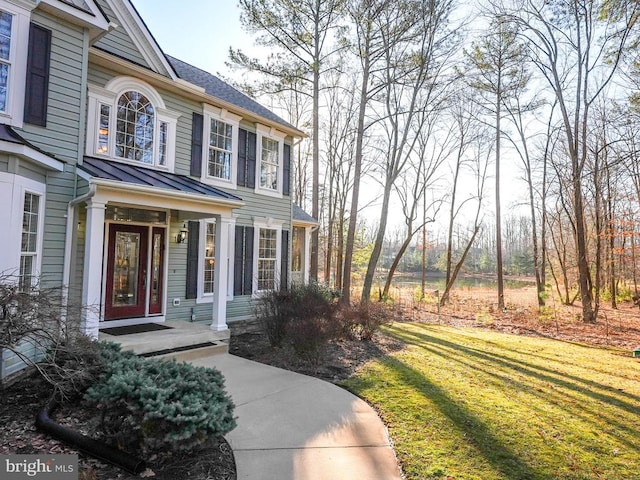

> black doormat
[100,323,173,336]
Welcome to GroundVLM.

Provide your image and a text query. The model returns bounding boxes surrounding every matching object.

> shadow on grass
[380,355,553,480]
[389,330,640,451]
[389,324,640,412]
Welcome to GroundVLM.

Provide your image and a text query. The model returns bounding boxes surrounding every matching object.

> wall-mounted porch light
[176,223,188,244]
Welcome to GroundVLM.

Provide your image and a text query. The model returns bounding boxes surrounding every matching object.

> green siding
[21,13,85,164]
[93,0,150,68]
[18,13,87,287]
[1,340,45,381]
[85,63,295,325]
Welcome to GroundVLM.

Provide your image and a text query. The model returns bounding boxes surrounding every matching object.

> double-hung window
[19,192,40,291]
[255,124,286,197]
[257,228,278,291]
[208,119,232,180]
[87,77,179,171]
[201,106,241,187]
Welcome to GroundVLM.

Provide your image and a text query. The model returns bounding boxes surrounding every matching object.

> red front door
[105,224,149,320]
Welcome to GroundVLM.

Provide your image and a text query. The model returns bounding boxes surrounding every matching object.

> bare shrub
[339,301,393,341]
[0,273,96,399]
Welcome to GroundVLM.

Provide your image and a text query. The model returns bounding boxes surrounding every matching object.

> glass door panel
[105,225,148,320]
[148,227,164,314]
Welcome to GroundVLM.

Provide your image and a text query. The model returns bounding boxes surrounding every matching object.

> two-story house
[0,0,315,380]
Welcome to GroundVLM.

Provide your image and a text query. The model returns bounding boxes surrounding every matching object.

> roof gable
[37,0,110,39]
[92,0,175,79]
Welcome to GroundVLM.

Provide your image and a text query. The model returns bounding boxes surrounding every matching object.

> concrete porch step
[153,341,229,361]
[99,321,230,358]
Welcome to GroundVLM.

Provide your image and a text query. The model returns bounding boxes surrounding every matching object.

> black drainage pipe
[35,398,146,475]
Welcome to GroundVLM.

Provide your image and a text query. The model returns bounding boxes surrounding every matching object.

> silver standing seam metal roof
[80,156,242,202]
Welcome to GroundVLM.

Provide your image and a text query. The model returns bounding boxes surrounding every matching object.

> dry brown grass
[382,284,640,351]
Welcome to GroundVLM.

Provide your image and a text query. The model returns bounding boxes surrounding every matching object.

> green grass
[341,323,640,480]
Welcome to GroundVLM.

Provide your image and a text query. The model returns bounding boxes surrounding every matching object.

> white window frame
[0,172,46,286]
[86,76,180,172]
[0,1,32,128]
[252,218,282,295]
[197,218,216,302]
[201,105,241,189]
[255,123,286,198]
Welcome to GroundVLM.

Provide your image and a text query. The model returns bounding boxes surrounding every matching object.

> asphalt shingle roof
[293,204,317,224]
[80,156,242,203]
[166,55,299,133]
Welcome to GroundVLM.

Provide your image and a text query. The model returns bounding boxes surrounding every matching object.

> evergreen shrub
[84,343,236,457]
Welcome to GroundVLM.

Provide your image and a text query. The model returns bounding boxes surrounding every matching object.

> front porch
[98,320,230,360]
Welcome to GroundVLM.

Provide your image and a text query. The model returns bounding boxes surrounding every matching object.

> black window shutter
[24,23,51,126]
[237,129,247,187]
[185,221,200,299]
[233,225,245,295]
[246,132,257,188]
[190,113,204,177]
[243,226,254,295]
[283,143,291,196]
[233,226,255,296]
[281,230,289,290]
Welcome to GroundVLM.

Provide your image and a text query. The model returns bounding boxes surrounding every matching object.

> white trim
[90,178,244,212]
[196,217,216,304]
[252,217,283,296]
[106,0,177,79]
[201,105,242,189]
[0,1,32,128]
[0,172,46,280]
[255,123,286,198]
[37,0,110,37]
[0,140,65,171]
[90,48,306,139]
[86,78,180,172]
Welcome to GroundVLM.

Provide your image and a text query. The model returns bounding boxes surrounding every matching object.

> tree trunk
[495,89,505,310]
[342,56,370,304]
[361,180,393,301]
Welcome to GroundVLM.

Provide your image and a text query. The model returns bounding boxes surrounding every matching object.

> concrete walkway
[191,354,402,480]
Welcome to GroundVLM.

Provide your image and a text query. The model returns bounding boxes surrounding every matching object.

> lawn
[341,323,640,480]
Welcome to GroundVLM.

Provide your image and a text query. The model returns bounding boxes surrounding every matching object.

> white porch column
[304,226,313,284]
[211,214,232,332]
[82,200,106,339]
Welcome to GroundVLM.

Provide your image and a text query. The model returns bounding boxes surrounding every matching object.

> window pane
[158,121,167,166]
[258,228,277,291]
[0,12,12,61]
[203,222,216,294]
[19,193,40,292]
[208,119,232,180]
[0,61,8,112]
[261,137,279,190]
[97,104,110,154]
[115,91,155,164]
[19,255,33,292]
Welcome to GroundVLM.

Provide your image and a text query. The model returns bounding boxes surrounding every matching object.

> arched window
[87,77,179,171]
[116,91,155,163]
